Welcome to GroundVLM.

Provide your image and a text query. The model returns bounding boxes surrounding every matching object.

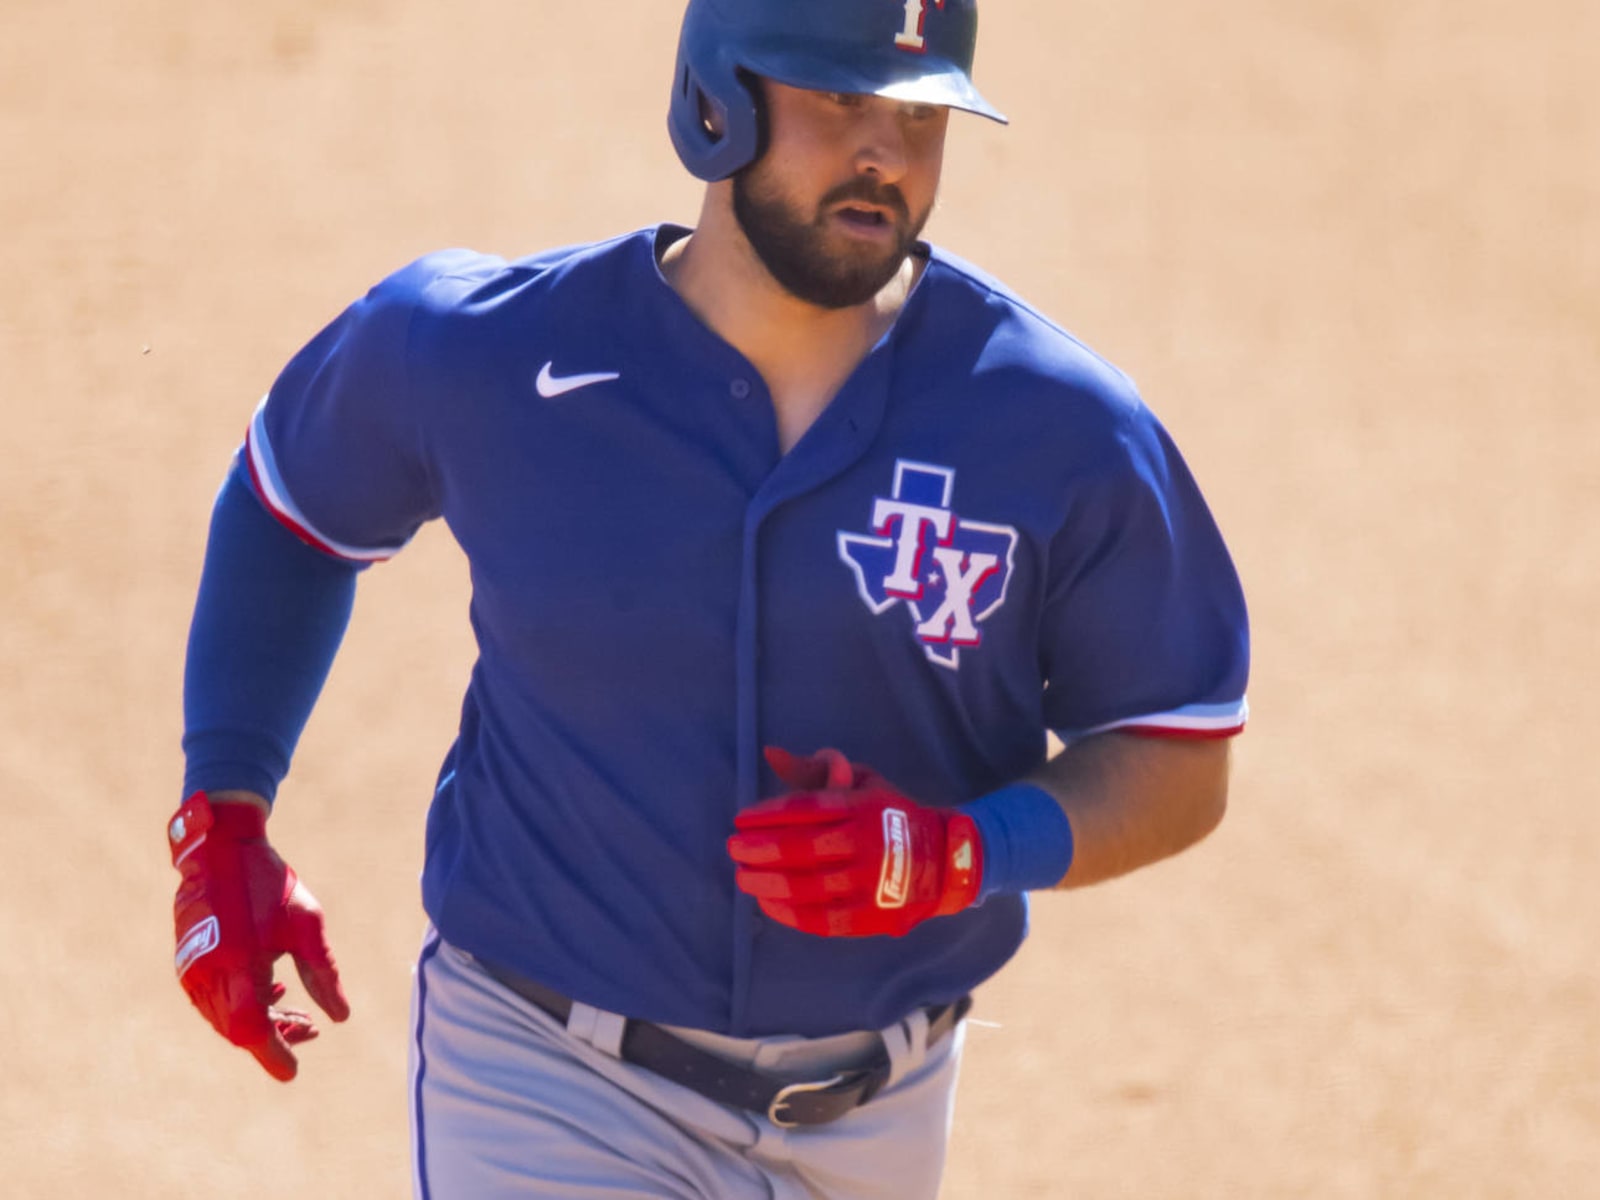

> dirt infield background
[3,1,1596,1196]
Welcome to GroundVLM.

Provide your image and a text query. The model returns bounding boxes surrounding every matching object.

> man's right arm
[170,462,361,1079]
[182,461,362,805]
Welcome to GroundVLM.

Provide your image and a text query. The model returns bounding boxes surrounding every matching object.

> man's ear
[733,69,769,166]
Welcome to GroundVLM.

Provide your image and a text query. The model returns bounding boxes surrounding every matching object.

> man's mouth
[833,204,893,232]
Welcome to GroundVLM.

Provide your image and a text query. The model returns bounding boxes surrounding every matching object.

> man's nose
[852,104,912,183]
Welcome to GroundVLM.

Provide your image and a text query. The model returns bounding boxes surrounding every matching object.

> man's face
[732,80,951,309]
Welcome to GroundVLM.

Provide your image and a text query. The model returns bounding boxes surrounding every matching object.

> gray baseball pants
[408,927,966,1199]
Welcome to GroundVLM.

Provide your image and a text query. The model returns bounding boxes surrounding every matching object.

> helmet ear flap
[667,30,765,180]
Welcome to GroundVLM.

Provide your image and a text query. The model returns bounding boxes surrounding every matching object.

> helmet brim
[738,43,1007,125]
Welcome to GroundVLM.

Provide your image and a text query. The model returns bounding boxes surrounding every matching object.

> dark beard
[732,170,930,310]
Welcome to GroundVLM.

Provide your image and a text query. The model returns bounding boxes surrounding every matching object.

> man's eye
[828,92,864,108]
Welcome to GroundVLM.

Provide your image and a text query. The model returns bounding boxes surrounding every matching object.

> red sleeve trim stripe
[1069,698,1249,742]
[243,397,405,564]
[1121,723,1245,741]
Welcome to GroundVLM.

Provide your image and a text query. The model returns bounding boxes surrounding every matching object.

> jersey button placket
[729,378,751,400]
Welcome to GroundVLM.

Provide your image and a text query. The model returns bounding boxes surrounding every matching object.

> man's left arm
[1024,732,1231,889]
[727,735,1232,936]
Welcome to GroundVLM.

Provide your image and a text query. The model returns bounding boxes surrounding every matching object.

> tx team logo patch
[838,460,1017,670]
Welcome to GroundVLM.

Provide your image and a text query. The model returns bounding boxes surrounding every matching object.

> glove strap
[168,790,268,869]
[935,812,984,916]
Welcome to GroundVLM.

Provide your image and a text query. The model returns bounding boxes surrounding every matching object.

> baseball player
[168,1,1250,1196]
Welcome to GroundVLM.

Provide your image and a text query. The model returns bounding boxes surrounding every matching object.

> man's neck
[659,192,920,400]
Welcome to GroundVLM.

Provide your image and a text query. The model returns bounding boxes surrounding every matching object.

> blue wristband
[961,783,1076,899]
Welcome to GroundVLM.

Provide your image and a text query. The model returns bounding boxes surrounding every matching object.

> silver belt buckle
[766,1073,846,1128]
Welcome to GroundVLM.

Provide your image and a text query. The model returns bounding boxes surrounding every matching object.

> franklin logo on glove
[174,915,220,977]
[877,809,911,909]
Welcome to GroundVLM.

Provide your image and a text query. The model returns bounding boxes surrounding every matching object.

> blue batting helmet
[668,0,1006,182]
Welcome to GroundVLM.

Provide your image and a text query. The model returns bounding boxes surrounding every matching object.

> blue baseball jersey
[242,224,1249,1037]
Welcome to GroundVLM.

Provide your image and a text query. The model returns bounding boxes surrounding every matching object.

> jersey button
[729,378,752,400]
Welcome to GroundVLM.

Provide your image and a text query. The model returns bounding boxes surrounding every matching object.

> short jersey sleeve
[241,254,463,563]
[1039,401,1250,740]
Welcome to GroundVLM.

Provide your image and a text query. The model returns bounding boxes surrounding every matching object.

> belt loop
[881,1007,930,1090]
[589,1010,627,1059]
[566,1001,628,1059]
[566,1000,599,1044]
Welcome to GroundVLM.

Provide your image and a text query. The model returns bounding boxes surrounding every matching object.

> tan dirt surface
[3,2,1596,1196]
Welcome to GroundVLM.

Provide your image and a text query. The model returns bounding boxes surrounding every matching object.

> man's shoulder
[919,246,1144,426]
[367,227,657,321]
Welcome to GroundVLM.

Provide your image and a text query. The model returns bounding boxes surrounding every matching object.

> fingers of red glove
[733,861,874,904]
[224,973,301,1082]
[752,897,825,935]
[243,974,323,1050]
[763,746,857,791]
[763,746,890,793]
[281,883,351,1023]
[248,1031,301,1082]
[725,819,866,868]
[263,976,321,1046]
[733,789,862,832]
[273,1008,320,1046]
[183,957,300,1081]
[294,959,350,1024]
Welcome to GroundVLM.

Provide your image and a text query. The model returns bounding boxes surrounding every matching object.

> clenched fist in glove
[168,791,349,1080]
[727,747,985,937]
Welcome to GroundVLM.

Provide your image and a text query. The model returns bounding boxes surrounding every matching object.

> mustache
[818,178,911,223]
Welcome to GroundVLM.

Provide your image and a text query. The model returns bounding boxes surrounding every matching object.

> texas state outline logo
[837,460,1018,670]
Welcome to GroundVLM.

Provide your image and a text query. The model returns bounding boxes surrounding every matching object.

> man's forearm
[1026,733,1231,888]
[182,462,360,804]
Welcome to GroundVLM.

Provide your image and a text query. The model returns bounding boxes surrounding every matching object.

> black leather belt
[479,960,972,1128]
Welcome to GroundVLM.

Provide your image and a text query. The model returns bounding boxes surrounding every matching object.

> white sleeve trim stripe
[1076,698,1250,739]
[246,397,404,563]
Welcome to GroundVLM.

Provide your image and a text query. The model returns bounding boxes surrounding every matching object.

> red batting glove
[727,747,984,938]
[168,791,350,1081]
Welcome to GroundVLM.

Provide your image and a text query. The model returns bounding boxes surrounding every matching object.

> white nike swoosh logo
[536,362,621,399]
